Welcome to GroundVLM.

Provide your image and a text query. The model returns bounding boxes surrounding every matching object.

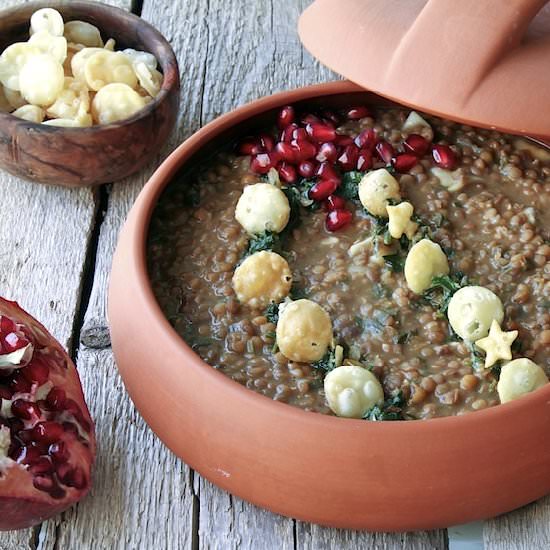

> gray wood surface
[0,0,546,549]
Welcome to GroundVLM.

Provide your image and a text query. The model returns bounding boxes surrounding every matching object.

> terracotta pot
[0,1,179,187]
[109,81,550,531]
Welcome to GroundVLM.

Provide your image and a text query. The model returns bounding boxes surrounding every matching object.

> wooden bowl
[108,81,550,531]
[0,1,180,187]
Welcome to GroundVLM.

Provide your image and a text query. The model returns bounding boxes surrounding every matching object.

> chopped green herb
[384,253,405,272]
[422,273,468,316]
[264,302,279,324]
[289,282,307,300]
[190,336,213,349]
[468,342,485,370]
[383,229,393,246]
[246,231,282,256]
[312,348,338,373]
[336,171,362,201]
[363,390,407,421]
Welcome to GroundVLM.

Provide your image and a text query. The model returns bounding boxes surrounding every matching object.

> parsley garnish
[246,230,282,256]
[264,302,279,324]
[363,390,407,421]
[422,273,468,316]
[312,348,338,373]
[335,171,362,201]
[384,253,405,272]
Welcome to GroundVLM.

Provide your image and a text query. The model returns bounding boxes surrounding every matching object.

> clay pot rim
[126,79,550,430]
[0,0,178,133]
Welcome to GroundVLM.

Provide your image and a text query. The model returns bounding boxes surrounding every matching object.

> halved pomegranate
[0,298,95,531]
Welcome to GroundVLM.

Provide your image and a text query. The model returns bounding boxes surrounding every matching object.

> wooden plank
[484,496,550,549]
[44,0,211,548]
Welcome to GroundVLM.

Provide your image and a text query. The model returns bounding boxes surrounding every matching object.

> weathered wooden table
[1,1,549,548]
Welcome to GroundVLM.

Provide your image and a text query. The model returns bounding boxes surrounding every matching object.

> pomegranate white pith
[0,298,95,531]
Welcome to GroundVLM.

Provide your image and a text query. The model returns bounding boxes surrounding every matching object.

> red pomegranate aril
[392,153,419,173]
[316,142,338,163]
[46,386,66,410]
[291,140,317,162]
[297,160,317,179]
[9,373,32,394]
[237,138,263,156]
[278,162,297,183]
[16,445,41,465]
[325,195,346,211]
[305,122,336,143]
[375,141,395,164]
[3,332,28,353]
[301,113,321,126]
[258,133,275,152]
[49,442,69,464]
[33,475,54,492]
[274,141,297,163]
[354,128,377,150]
[22,358,50,385]
[326,209,353,231]
[432,144,458,169]
[0,316,16,334]
[334,134,354,147]
[277,105,295,128]
[403,133,430,156]
[337,144,359,171]
[316,161,340,182]
[291,127,308,142]
[280,123,298,143]
[321,109,340,126]
[346,106,371,120]
[32,421,64,445]
[309,179,339,201]
[29,457,54,476]
[357,149,373,171]
[250,152,278,174]
[11,399,41,420]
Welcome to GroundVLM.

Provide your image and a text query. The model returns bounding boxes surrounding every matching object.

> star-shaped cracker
[386,201,418,240]
[475,320,518,369]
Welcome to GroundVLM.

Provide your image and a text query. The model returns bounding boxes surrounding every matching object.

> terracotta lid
[298,0,550,140]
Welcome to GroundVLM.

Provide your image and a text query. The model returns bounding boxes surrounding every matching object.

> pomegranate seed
[9,373,32,393]
[250,152,278,174]
[309,179,339,201]
[22,358,49,385]
[292,127,308,142]
[334,134,354,147]
[31,421,64,444]
[305,122,336,143]
[321,109,340,126]
[237,138,263,156]
[280,123,298,143]
[16,445,41,465]
[258,133,274,152]
[277,105,295,129]
[432,144,458,169]
[291,140,317,162]
[403,133,430,157]
[3,332,28,352]
[33,474,54,492]
[326,209,353,231]
[297,160,317,179]
[316,142,338,163]
[278,162,297,183]
[375,141,395,164]
[301,113,321,125]
[274,142,297,163]
[357,149,373,171]
[354,128,377,150]
[316,162,341,183]
[337,144,359,171]
[392,153,418,173]
[29,457,54,476]
[11,399,41,420]
[49,442,69,464]
[0,316,16,334]
[46,387,66,410]
[325,195,346,211]
[346,106,371,120]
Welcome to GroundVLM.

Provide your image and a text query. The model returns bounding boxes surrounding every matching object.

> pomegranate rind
[0,298,96,531]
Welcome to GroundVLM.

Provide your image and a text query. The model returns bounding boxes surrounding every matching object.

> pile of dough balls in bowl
[0,2,179,186]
